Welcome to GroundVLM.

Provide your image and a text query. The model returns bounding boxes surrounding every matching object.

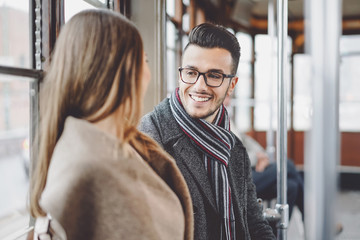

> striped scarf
[169,89,236,240]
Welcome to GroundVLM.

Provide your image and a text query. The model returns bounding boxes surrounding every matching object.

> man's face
[179,45,238,123]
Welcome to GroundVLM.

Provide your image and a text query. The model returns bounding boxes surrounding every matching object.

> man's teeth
[191,95,210,102]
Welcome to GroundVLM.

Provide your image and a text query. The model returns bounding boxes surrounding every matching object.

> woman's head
[45,9,148,135]
[31,9,150,216]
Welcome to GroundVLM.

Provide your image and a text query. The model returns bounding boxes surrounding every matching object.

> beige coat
[40,117,193,240]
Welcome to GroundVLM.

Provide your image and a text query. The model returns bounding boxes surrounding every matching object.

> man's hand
[255,152,270,172]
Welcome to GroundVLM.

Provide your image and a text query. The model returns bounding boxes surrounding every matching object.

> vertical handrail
[266,0,276,164]
[262,1,289,237]
[276,0,289,239]
[304,0,341,239]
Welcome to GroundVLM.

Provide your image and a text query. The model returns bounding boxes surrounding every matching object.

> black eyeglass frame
[178,67,235,88]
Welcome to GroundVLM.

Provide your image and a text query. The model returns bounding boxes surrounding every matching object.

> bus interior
[0,0,359,239]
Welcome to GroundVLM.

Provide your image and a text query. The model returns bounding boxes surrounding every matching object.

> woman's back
[40,117,187,240]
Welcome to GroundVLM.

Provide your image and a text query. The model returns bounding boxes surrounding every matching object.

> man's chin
[186,110,206,119]
[188,111,212,121]
[184,105,217,121]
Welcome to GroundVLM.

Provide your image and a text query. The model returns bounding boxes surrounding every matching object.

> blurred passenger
[223,95,304,220]
[140,23,275,240]
[238,133,304,220]
[30,9,193,240]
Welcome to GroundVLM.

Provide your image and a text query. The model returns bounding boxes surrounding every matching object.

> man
[140,23,275,240]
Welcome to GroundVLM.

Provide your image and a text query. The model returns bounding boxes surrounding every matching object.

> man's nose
[194,74,208,90]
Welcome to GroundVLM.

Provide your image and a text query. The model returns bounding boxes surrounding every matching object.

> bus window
[0,1,32,238]
[254,34,292,131]
[293,53,311,131]
[294,35,360,132]
[0,75,32,239]
[0,1,30,69]
[65,0,100,22]
[234,32,252,132]
[339,35,360,131]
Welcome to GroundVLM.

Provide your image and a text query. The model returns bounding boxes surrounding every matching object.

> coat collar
[154,98,184,145]
[174,138,218,211]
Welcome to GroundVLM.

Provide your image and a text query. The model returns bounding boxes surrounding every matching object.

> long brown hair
[30,9,165,217]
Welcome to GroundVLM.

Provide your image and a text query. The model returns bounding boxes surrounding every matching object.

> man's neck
[202,108,220,124]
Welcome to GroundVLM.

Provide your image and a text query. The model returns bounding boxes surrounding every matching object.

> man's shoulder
[140,98,183,144]
[155,97,171,112]
[141,98,170,126]
[142,98,170,119]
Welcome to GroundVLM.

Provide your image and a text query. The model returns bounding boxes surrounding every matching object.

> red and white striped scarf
[170,89,236,240]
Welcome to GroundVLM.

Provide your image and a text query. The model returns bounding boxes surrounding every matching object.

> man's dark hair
[184,22,241,75]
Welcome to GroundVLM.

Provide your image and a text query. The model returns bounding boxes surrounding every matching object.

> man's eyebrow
[184,65,224,73]
[207,69,224,73]
[184,65,197,70]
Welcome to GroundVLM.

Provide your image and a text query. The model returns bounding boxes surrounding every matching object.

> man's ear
[227,76,238,96]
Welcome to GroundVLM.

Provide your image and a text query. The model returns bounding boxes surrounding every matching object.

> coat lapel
[173,137,218,212]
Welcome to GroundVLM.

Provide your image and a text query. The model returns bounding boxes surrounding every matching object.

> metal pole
[276,0,289,238]
[304,0,341,239]
[263,1,289,236]
[266,0,276,164]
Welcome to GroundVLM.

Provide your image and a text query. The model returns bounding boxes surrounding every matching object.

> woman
[30,9,193,240]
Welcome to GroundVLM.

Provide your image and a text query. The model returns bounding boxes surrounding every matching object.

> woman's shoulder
[41,143,134,216]
[52,117,130,167]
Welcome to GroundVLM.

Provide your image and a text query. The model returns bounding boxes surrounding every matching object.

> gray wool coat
[139,98,276,240]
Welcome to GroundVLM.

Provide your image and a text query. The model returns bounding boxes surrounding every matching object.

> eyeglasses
[179,67,235,88]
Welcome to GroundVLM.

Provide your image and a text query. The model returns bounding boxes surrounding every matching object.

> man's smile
[189,94,211,102]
